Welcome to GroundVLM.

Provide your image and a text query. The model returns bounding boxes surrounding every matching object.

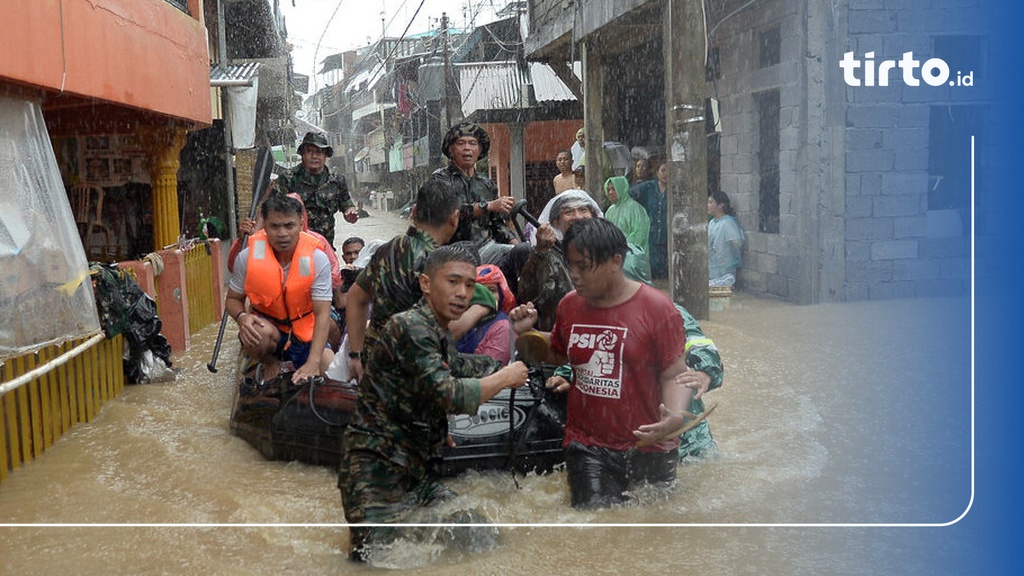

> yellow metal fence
[184,243,216,336]
[0,334,124,483]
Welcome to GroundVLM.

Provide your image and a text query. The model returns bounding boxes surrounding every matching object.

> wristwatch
[477,200,488,213]
[348,350,364,360]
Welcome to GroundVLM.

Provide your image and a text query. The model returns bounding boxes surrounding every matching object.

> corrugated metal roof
[210,62,261,87]
[457,61,577,117]
[529,62,580,102]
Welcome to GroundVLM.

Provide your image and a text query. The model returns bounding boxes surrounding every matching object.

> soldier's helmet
[441,122,490,160]
[298,131,334,157]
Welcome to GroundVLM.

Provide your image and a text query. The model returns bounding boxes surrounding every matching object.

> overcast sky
[280,0,505,94]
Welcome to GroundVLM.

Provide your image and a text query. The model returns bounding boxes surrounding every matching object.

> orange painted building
[4,0,210,126]
[2,0,211,252]
[484,119,582,215]
[1,0,214,353]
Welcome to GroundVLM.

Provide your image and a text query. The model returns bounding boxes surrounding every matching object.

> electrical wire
[311,0,347,96]
[306,1,509,141]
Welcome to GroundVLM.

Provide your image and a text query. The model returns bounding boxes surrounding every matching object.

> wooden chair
[69,183,111,258]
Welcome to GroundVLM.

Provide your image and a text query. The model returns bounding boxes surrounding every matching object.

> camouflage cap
[298,131,333,157]
[441,122,490,160]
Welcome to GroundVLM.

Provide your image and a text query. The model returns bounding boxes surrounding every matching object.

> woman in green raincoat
[603,175,652,283]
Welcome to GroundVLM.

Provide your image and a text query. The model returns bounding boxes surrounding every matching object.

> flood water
[1,210,974,574]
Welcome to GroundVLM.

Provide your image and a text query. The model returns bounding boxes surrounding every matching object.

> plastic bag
[90,263,173,384]
[325,334,353,383]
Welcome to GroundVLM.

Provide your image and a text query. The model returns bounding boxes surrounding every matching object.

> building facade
[525,0,985,313]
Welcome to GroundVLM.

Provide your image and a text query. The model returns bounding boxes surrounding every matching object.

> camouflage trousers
[679,397,717,460]
[338,448,452,560]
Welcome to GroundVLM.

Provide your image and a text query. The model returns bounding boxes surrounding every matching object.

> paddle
[207,145,275,373]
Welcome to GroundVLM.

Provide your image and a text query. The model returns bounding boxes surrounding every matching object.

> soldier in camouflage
[431,122,517,263]
[674,304,723,460]
[339,244,529,562]
[276,131,358,246]
[345,179,461,382]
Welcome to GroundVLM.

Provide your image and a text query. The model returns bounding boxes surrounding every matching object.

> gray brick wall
[841,0,980,301]
[710,0,804,300]
[709,0,977,303]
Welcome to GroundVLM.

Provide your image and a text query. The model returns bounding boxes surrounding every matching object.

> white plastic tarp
[0,95,101,360]
[227,76,259,148]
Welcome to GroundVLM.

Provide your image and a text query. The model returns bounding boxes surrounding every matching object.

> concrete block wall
[710,0,802,299]
[712,0,981,303]
[842,0,982,301]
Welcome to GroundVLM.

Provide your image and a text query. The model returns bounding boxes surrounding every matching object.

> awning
[352,102,396,122]
[210,62,261,87]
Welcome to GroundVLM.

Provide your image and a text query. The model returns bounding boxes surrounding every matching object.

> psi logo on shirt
[566,324,628,399]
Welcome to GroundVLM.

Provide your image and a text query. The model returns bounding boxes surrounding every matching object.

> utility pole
[217,0,238,241]
[664,0,709,318]
[441,12,461,127]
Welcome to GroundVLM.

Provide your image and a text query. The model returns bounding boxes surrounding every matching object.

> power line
[312,0,347,95]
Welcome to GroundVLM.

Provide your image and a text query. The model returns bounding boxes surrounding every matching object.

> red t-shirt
[550,283,686,452]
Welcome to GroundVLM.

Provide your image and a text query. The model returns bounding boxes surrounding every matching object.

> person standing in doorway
[604,175,652,283]
[552,149,575,195]
[631,157,652,186]
[707,190,745,287]
[571,127,586,171]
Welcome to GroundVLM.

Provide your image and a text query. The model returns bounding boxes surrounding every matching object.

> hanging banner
[227,76,259,149]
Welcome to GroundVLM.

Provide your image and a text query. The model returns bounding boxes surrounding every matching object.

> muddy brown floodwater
[0,208,974,574]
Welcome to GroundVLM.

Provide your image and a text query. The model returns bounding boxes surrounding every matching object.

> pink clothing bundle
[475,264,516,314]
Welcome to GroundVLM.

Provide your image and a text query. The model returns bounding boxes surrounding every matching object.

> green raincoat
[604,176,652,282]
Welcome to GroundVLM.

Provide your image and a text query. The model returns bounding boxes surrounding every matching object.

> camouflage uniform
[516,241,574,332]
[338,300,500,558]
[675,304,723,459]
[353,226,438,354]
[277,165,353,246]
[430,164,515,247]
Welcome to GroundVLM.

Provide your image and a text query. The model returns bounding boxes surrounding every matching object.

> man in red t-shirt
[511,218,693,509]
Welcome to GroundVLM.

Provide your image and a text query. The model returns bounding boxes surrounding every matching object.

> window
[934,35,984,80]
[928,105,984,216]
[164,0,189,14]
[759,26,781,68]
[707,133,721,196]
[756,89,780,234]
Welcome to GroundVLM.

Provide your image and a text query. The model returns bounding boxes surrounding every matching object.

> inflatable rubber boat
[229,360,566,476]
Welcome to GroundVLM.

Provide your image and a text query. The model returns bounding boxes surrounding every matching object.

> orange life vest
[243,230,320,342]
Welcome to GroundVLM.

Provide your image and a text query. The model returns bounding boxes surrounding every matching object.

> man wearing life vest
[224,193,335,384]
